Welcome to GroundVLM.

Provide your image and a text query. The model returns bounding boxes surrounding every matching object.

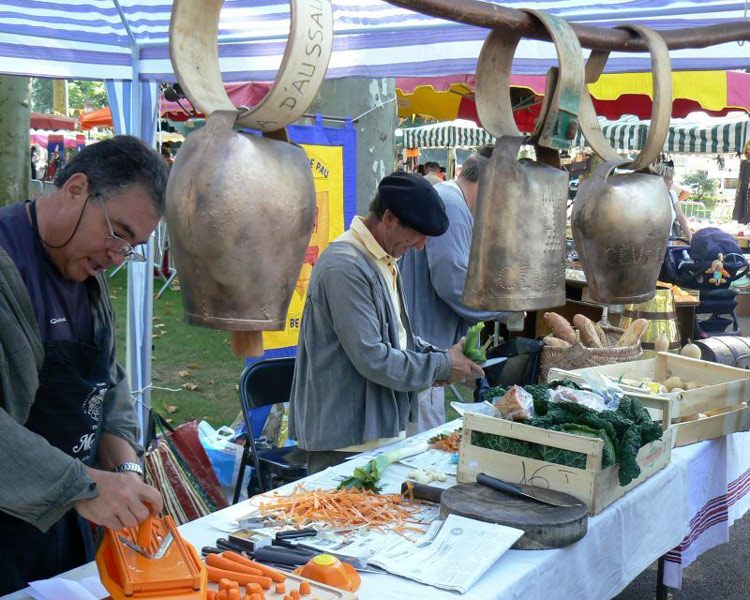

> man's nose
[108,250,127,268]
[414,235,427,251]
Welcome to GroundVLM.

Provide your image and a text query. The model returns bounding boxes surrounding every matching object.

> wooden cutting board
[439,482,588,550]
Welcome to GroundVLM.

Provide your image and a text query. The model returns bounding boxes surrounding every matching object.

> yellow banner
[262,143,346,351]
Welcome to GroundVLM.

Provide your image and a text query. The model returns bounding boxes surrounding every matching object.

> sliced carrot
[290,589,300,600]
[227,589,241,600]
[205,565,272,589]
[249,594,262,600]
[299,581,312,596]
[221,551,286,583]
[207,553,264,576]
[218,578,234,591]
[275,582,286,594]
[247,582,264,596]
[217,591,228,600]
[206,591,217,600]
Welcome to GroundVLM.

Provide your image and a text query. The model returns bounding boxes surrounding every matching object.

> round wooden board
[440,482,588,550]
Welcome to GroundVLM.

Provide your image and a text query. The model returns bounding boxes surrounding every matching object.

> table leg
[656,556,679,599]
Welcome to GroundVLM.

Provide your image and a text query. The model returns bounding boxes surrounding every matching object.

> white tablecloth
[4,430,750,600]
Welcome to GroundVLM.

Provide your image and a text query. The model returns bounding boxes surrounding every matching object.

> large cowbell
[572,24,673,304]
[165,111,316,331]
[572,162,672,304]
[462,9,584,312]
[462,136,568,311]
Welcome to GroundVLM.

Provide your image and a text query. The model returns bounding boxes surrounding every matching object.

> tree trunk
[306,77,399,216]
[0,75,31,206]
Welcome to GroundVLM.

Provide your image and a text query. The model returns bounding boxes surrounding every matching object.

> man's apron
[0,203,111,595]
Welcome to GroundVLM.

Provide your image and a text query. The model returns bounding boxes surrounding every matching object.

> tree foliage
[30,78,107,114]
[683,172,720,207]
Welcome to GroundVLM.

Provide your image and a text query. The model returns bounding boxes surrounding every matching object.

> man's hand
[447,338,485,383]
[74,467,163,531]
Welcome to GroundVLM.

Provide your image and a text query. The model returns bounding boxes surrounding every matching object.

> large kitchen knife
[476,473,577,508]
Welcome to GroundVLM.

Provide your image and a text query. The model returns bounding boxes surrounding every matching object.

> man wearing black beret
[290,172,484,474]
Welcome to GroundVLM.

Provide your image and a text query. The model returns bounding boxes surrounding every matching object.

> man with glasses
[0,135,167,594]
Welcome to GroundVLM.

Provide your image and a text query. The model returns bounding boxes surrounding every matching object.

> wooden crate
[457,400,672,515]
[548,352,750,447]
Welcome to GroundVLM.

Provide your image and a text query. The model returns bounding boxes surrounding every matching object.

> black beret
[377,172,449,237]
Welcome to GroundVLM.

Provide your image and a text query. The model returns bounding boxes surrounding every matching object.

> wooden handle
[231,331,264,357]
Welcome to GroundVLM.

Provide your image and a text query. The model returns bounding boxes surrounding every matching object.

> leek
[338,440,430,493]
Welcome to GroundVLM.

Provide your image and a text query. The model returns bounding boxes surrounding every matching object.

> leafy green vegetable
[338,440,430,493]
[463,322,489,362]
[474,381,662,486]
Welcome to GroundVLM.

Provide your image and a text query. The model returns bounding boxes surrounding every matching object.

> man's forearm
[97,431,140,471]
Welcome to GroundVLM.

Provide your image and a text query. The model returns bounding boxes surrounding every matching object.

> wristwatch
[114,462,144,476]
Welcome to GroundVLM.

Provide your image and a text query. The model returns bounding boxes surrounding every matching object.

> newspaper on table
[368,514,524,594]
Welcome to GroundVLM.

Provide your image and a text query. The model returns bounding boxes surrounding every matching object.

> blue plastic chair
[231,357,307,503]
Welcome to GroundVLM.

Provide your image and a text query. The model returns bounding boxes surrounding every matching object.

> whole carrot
[207,553,264,576]
[205,565,272,589]
[221,551,287,583]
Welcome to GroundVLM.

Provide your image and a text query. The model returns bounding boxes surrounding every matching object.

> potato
[671,387,685,393]
[663,376,684,391]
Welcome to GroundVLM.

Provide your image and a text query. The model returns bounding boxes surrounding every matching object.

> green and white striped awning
[576,115,749,154]
[403,119,496,149]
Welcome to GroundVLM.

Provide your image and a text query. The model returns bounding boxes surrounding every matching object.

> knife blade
[119,535,153,558]
[476,472,576,508]
[478,357,508,369]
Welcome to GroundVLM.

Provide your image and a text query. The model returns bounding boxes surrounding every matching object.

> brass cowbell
[462,10,584,314]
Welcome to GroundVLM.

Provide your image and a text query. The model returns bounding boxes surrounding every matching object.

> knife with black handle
[476,472,575,508]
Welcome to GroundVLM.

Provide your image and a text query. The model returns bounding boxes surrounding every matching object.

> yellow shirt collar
[349,217,396,266]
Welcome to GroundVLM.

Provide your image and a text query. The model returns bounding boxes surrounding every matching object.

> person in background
[401,153,509,432]
[423,161,442,185]
[417,163,425,176]
[289,172,484,474]
[0,136,166,594]
[160,142,174,166]
[30,146,38,180]
[653,163,691,241]
[733,141,750,224]
[438,166,447,181]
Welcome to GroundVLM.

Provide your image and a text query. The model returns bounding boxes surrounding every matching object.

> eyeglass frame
[97,196,148,263]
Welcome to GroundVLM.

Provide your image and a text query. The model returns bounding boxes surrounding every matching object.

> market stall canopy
[1,1,749,82]
[396,70,750,125]
[402,119,495,149]
[30,112,77,131]
[575,114,749,154]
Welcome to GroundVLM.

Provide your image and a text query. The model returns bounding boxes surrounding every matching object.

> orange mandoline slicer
[96,514,207,599]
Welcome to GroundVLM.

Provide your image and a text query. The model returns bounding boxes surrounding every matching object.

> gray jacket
[289,241,452,451]
[0,246,139,531]
[400,180,507,349]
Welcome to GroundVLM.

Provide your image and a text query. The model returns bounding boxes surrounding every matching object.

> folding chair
[232,357,307,504]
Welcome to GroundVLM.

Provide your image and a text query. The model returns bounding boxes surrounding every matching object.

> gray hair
[55,135,169,216]
[458,153,488,183]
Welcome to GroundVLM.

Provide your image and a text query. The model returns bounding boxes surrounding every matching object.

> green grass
[108,268,246,429]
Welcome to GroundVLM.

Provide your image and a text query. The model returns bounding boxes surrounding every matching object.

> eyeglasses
[100,199,147,263]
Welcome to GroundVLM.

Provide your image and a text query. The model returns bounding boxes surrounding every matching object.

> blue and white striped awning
[1,1,750,82]
[403,119,495,149]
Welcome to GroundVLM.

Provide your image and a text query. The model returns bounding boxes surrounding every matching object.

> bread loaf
[594,321,608,347]
[573,314,604,348]
[543,312,576,345]
[615,319,648,347]
[543,335,571,349]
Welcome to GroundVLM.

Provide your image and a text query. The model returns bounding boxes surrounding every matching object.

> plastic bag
[491,385,534,421]
[547,374,622,413]
[197,420,246,488]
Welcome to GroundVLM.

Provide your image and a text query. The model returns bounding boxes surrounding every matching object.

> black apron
[0,203,111,595]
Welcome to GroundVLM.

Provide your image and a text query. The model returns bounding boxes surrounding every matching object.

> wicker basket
[539,323,643,383]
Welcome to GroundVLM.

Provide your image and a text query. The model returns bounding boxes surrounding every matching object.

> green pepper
[463,322,487,362]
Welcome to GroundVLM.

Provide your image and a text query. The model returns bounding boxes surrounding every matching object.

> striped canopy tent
[396,70,750,127]
[402,119,495,149]
[576,115,750,154]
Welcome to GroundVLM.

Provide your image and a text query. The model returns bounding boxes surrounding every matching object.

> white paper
[28,576,108,600]
[368,514,524,594]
